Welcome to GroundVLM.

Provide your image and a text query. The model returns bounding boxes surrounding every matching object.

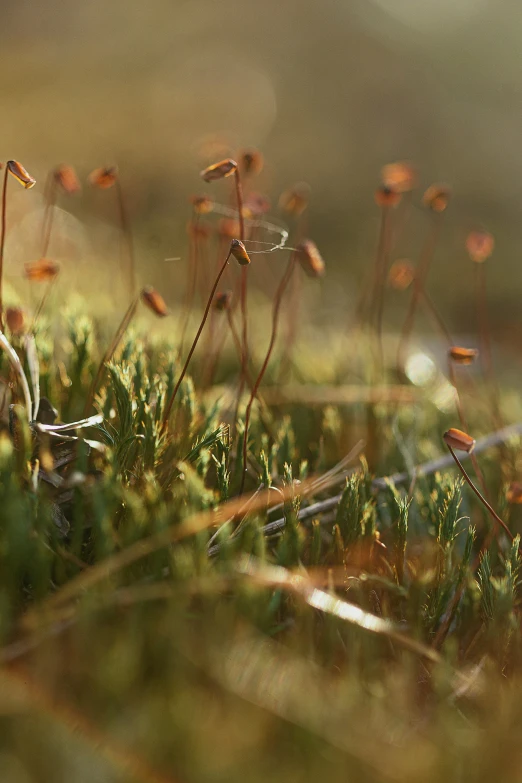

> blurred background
[2,0,522,339]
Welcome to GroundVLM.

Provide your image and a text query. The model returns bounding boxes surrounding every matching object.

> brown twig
[161,246,233,433]
[239,254,296,494]
[115,177,136,302]
[40,171,56,258]
[446,443,513,542]
[177,214,200,358]
[397,214,442,373]
[0,166,8,330]
[233,168,249,412]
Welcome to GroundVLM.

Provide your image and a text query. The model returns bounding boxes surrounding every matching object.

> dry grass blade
[257,421,522,537]
[22,421,522,626]
[237,556,440,663]
[24,333,40,421]
[21,469,363,624]
[35,413,103,433]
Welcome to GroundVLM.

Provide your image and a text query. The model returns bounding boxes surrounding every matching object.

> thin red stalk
[374,206,393,370]
[197,225,210,306]
[234,169,249,402]
[389,190,413,250]
[475,262,503,429]
[177,214,200,358]
[202,316,229,388]
[226,308,275,440]
[447,444,513,542]
[476,263,493,376]
[397,214,442,373]
[239,255,296,495]
[419,288,453,346]
[84,295,139,415]
[115,177,136,302]
[31,276,58,333]
[278,212,306,383]
[353,197,408,332]
[0,166,9,330]
[40,175,56,258]
[161,248,232,433]
[447,360,492,506]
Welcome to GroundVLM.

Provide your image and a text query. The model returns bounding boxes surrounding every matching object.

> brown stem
[446,444,513,542]
[374,206,393,370]
[0,166,9,330]
[420,289,453,346]
[397,214,442,374]
[115,177,136,302]
[447,360,492,509]
[161,247,232,433]
[227,309,258,393]
[177,214,200,358]
[224,308,275,440]
[31,276,58,333]
[84,295,139,415]
[239,255,296,494]
[475,262,503,429]
[233,169,249,399]
[41,174,56,259]
[278,211,308,383]
[202,316,228,388]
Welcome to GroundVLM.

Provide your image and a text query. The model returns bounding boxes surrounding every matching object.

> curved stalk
[239,255,296,494]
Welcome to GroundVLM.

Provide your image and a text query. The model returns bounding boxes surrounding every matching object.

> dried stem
[475,262,503,428]
[447,360,492,506]
[372,205,392,351]
[397,214,442,373]
[30,276,58,333]
[234,169,249,407]
[446,444,513,542]
[177,214,200,358]
[420,289,453,346]
[161,247,232,433]
[115,177,136,302]
[40,173,56,259]
[239,254,296,494]
[0,166,9,330]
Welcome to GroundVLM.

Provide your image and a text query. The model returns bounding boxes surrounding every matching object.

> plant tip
[88,166,118,189]
[507,482,522,504]
[388,260,414,290]
[24,258,60,282]
[242,192,271,218]
[230,238,251,265]
[5,306,26,335]
[190,194,214,215]
[7,161,36,189]
[443,428,475,453]
[381,161,416,193]
[422,184,451,212]
[448,346,479,365]
[141,286,169,317]
[466,230,494,263]
[278,182,310,216]
[200,159,237,183]
[214,290,233,311]
[297,240,325,278]
[54,164,82,195]
[374,185,401,208]
[238,148,264,176]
